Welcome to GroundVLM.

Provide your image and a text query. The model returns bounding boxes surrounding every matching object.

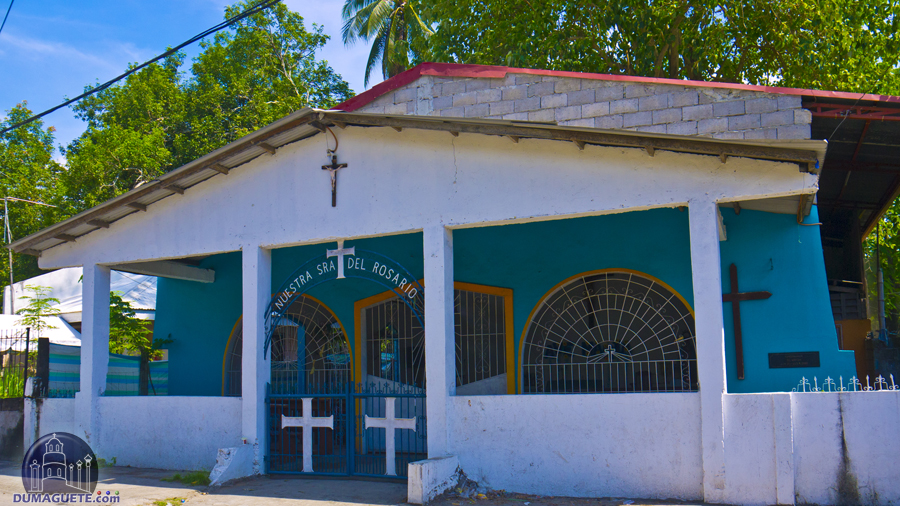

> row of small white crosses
[281,397,416,476]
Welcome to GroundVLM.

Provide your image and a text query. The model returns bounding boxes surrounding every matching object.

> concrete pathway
[0,459,717,506]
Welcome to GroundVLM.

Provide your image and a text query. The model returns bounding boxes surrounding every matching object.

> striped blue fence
[48,343,168,397]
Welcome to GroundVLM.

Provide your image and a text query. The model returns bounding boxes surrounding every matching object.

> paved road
[1,460,716,506]
[0,460,407,506]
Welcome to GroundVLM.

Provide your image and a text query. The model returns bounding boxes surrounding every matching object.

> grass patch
[0,368,24,398]
[161,470,211,487]
[96,457,117,468]
[152,498,186,506]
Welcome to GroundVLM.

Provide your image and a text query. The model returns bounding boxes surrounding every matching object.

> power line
[0,0,281,136]
[0,0,13,38]
[0,0,13,37]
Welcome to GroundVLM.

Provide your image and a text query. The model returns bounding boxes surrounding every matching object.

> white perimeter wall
[37,398,76,436]
[448,394,703,500]
[97,397,241,470]
[35,397,240,471]
[724,392,900,506]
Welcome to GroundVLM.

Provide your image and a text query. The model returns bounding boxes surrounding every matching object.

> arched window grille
[521,270,697,394]
[223,296,350,396]
[358,292,425,391]
[355,283,513,395]
[223,320,242,396]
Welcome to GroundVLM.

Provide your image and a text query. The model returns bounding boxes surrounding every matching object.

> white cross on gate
[326,240,355,279]
[364,397,417,476]
[281,398,334,473]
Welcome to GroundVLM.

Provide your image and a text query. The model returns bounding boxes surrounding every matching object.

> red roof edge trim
[332,62,900,113]
[332,66,427,112]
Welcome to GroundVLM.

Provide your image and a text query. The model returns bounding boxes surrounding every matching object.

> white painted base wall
[97,397,241,470]
[27,397,76,451]
[28,391,900,505]
[448,394,703,500]
[724,392,900,506]
[794,393,900,506]
[448,392,900,505]
[32,397,240,471]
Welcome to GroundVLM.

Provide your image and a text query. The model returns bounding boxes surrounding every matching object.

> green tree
[109,292,167,359]
[342,0,433,86]
[0,104,64,295]
[16,285,61,338]
[426,0,900,93]
[60,1,352,216]
[59,56,185,214]
[865,207,900,337]
[185,1,352,158]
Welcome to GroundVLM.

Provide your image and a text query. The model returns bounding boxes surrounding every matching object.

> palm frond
[346,0,428,86]
[404,3,434,37]
[342,0,381,44]
[365,28,389,86]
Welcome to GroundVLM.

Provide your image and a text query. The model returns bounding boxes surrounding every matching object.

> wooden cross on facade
[722,263,771,380]
[321,155,348,207]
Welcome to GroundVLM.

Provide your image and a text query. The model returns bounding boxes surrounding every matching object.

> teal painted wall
[154,205,851,396]
[270,233,426,355]
[155,235,424,396]
[719,206,856,392]
[156,252,243,396]
[453,209,695,393]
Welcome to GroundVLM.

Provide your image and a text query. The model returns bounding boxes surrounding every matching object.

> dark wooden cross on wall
[322,155,348,207]
[722,263,771,380]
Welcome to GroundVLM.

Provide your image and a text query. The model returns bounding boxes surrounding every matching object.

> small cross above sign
[364,397,417,476]
[326,240,355,279]
[281,398,334,473]
[321,155,348,207]
[722,263,771,380]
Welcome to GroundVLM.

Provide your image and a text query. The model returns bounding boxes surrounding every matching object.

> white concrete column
[242,245,271,473]
[423,225,454,457]
[688,199,727,502]
[75,262,110,449]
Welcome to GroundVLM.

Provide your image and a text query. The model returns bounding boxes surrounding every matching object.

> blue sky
[0,0,373,156]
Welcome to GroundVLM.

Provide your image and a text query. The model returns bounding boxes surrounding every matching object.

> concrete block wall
[355,73,812,140]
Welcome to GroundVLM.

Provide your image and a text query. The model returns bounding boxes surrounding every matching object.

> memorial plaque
[768,351,820,369]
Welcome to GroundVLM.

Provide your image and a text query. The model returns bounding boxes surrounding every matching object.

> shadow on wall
[0,397,24,460]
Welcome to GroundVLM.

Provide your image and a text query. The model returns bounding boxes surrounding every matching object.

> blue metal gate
[267,382,426,478]
[263,244,427,478]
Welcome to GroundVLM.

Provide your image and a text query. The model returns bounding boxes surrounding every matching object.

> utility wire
[0,0,13,37]
[0,0,281,136]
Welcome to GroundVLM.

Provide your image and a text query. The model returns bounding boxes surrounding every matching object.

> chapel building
[12,63,900,505]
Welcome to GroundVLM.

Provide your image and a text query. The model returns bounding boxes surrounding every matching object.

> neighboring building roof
[334,62,900,113]
[3,267,156,322]
[0,315,81,348]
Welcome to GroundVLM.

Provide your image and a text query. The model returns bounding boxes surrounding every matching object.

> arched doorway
[263,244,426,478]
[222,295,350,396]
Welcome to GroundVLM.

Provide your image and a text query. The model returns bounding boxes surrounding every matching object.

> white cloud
[0,33,121,71]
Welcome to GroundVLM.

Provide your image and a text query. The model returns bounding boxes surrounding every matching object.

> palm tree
[342,0,433,87]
